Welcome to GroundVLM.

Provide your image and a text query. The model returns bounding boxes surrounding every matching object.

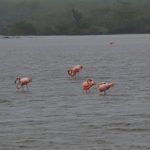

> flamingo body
[98,82,114,95]
[20,77,32,85]
[15,77,32,90]
[68,65,83,79]
[82,79,95,93]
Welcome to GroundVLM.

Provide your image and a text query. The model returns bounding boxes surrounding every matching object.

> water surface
[0,34,150,150]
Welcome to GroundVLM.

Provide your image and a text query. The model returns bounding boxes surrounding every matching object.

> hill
[0,0,150,35]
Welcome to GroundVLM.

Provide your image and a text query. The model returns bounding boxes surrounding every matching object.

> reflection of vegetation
[0,0,150,35]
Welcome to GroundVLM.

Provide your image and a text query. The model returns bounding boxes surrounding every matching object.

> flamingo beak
[93,84,98,89]
[92,81,96,85]
[14,77,19,84]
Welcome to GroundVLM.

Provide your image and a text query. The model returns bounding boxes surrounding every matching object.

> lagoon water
[0,34,150,150]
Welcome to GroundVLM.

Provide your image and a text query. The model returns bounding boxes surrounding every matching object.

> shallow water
[0,35,150,150]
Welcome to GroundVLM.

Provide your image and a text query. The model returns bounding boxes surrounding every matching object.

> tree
[72,8,82,23]
[111,1,136,33]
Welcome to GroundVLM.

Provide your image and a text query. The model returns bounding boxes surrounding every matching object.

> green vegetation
[0,0,150,35]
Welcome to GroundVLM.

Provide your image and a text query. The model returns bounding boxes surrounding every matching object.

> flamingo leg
[104,91,106,95]
[83,89,88,94]
[26,85,29,91]
[77,73,79,79]
[74,74,76,80]
[16,83,21,89]
[21,85,24,91]
[88,89,91,93]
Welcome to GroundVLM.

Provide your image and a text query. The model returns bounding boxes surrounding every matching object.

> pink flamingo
[82,78,96,93]
[15,77,32,90]
[68,65,83,79]
[97,82,114,95]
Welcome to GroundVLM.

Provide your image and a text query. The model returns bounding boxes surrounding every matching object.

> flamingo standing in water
[15,77,32,90]
[97,82,114,95]
[68,65,83,79]
[109,41,114,45]
[82,78,96,93]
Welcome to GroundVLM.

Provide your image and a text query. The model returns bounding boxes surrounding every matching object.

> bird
[82,78,96,93]
[14,77,32,90]
[109,41,114,45]
[67,65,83,79]
[97,82,114,95]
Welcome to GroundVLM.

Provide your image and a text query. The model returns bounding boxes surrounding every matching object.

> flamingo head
[80,65,83,70]
[110,82,114,87]
[29,78,32,82]
[67,69,73,77]
[14,77,20,84]
[87,79,96,86]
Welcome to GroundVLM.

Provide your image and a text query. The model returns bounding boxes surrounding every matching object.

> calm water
[0,35,150,150]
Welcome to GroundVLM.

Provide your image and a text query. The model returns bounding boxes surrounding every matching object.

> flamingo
[109,41,114,45]
[68,65,83,79]
[97,82,114,95]
[14,77,32,90]
[82,78,96,93]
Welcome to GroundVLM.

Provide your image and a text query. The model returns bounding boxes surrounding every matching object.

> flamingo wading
[97,82,114,95]
[15,77,32,90]
[82,78,96,93]
[68,65,83,79]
